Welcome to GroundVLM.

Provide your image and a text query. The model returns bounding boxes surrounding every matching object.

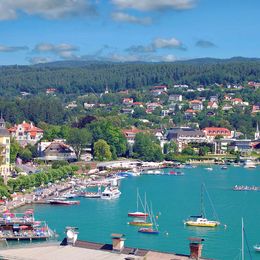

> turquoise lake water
[15,165,260,260]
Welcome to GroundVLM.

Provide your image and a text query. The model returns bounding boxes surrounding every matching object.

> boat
[128,192,152,227]
[254,244,260,252]
[184,184,220,228]
[221,165,228,170]
[138,203,159,235]
[243,159,256,168]
[205,167,213,171]
[128,189,148,218]
[128,220,153,227]
[49,199,80,205]
[101,184,121,200]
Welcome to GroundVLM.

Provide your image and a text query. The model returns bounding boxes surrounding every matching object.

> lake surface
[16,165,260,260]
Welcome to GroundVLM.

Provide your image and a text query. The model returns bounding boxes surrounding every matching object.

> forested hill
[1,57,260,96]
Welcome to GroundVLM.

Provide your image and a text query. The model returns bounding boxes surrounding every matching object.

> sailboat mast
[136,188,139,212]
[242,218,244,260]
[144,192,147,221]
[201,184,204,217]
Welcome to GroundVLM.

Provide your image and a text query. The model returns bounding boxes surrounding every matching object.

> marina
[5,165,260,259]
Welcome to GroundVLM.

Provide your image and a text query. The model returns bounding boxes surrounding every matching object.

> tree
[94,139,112,161]
[10,138,20,163]
[18,148,32,162]
[67,128,92,161]
[182,147,196,156]
[133,133,163,162]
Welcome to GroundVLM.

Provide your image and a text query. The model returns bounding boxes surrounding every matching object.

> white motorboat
[101,186,121,200]
[243,160,256,168]
[254,244,260,252]
[205,167,213,171]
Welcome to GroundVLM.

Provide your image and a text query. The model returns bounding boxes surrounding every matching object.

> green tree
[10,138,20,163]
[133,133,163,162]
[182,147,196,156]
[94,139,112,161]
[18,148,32,162]
[67,128,92,161]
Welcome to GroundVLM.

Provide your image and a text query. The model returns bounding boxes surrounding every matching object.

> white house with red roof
[203,127,232,141]
[207,101,219,110]
[122,128,145,145]
[122,98,134,105]
[189,100,203,111]
[9,121,44,145]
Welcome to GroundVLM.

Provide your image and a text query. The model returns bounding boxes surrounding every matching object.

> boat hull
[138,228,159,234]
[128,212,148,218]
[129,222,153,227]
[185,221,219,227]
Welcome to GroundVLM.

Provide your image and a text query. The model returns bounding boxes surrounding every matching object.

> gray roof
[167,127,205,140]
[0,128,9,137]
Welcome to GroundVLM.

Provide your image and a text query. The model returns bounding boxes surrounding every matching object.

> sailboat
[128,189,148,218]
[128,192,152,227]
[184,184,220,227]
[138,203,159,235]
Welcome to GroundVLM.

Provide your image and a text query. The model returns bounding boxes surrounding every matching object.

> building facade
[9,121,44,146]
[0,117,10,179]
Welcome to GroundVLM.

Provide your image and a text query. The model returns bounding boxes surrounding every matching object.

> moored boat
[243,159,256,168]
[128,221,153,227]
[101,185,121,200]
[49,199,80,205]
[184,184,220,228]
[254,244,260,252]
[128,189,148,217]
[138,228,159,234]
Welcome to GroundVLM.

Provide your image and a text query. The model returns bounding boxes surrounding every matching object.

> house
[9,121,44,146]
[38,141,76,161]
[203,127,232,141]
[66,101,78,109]
[84,103,95,109]
[169,94,182,102]
[0,117,10,178]
[184,109,197,119]
[150,89,167,96]
[189,100,203,111]
[222,104,233,111]
[46,88,56,94]
[224,95,232,101]
[231,98,243,105]
[122,98,134,105]
[229,140,253,153]
[132,102,143,108]
[166,127,206,152]
[207,101,219,110]
[252,103,260,114]
[121,108,134,115]
[152,85,168,92]
[146,102,162,111]
[198,97,206,102]
[122,128,145,146]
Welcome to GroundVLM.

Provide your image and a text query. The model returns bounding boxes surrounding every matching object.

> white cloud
[34,43,79,59]
[111,12,152,25]
[0,0,96,20]
[0,45,28,52]
[111,0,196,11]
[153,37,186,50]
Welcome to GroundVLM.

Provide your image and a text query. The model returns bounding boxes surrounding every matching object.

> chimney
[111,233,125,252]
[189,237,204,259]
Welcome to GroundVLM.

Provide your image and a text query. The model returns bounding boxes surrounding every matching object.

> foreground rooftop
[0,240,212,260]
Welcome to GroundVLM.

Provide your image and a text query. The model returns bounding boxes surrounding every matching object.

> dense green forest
[1,58,260,96]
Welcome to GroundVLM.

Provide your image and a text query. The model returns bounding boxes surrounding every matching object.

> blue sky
[0,0,260,65]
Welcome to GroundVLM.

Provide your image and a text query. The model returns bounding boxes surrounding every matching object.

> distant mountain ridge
[33,57,260,68]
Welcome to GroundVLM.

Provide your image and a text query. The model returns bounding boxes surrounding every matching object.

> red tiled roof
[9,122,44,133]
[203,127,231,136]
[190,100,202,104]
